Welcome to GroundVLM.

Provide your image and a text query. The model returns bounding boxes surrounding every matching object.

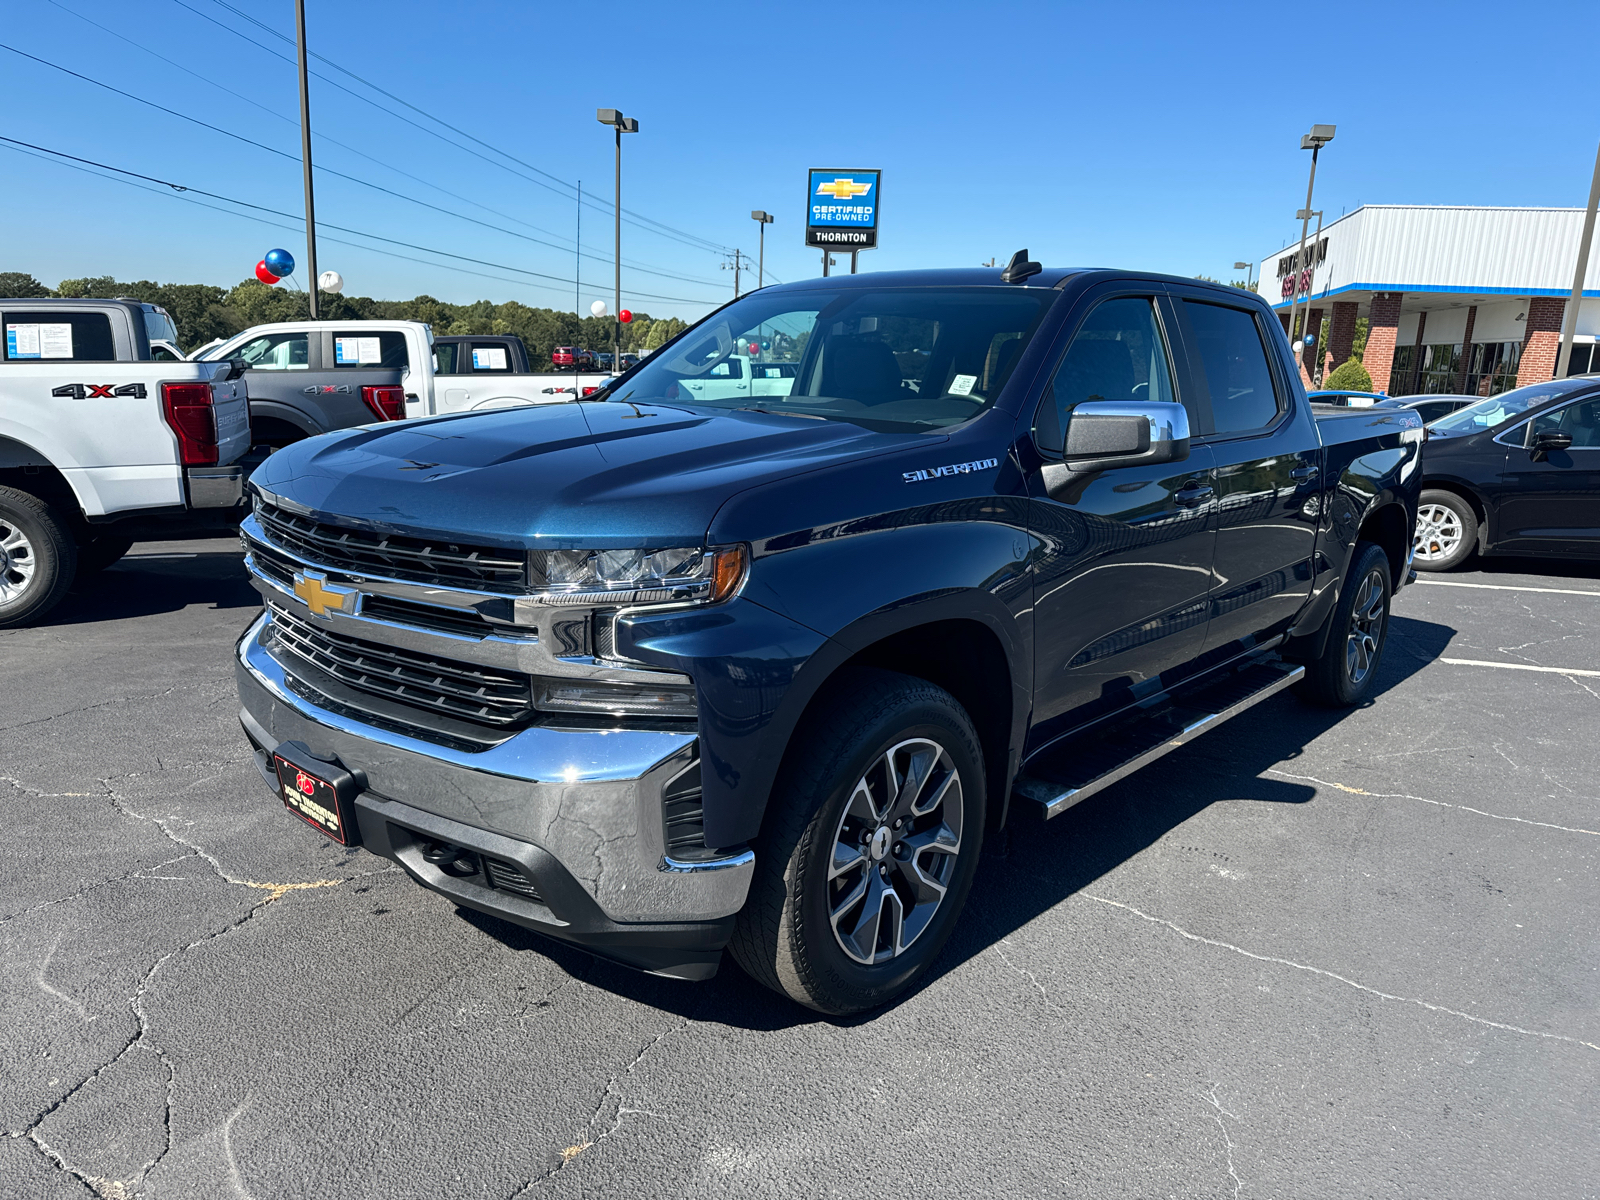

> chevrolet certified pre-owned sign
[806,169,880,249]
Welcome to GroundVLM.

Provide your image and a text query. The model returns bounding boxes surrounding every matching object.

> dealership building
[1255,205,1600,396]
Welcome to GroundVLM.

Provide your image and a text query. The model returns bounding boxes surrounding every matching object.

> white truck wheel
[0,487,78,628]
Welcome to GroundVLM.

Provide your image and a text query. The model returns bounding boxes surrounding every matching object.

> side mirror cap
[1531,429,1572,461]
[1058,401,1191,473]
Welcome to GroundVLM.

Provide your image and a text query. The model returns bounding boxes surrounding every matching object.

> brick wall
[1365,293,1404,395]
[1515,297,1566,386]
[1327,302,1359,369]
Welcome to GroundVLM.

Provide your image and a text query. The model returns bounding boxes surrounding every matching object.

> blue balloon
[263,248,295,277]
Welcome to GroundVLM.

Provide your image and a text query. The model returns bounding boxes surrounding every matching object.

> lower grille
[267,604,533,728]
[483,857,543,900]
[661,760,706,854]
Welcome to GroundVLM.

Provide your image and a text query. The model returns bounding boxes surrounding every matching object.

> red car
[551,346,595,370]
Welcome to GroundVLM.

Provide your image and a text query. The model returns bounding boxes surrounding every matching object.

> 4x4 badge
[49,383,148,399]
[303,384,353,395]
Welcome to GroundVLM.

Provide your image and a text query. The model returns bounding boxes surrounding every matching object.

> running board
[1014,660,1305,819]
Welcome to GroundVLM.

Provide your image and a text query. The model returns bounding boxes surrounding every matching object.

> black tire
[0,486,78,629]
[1414,488,1478,571]
[1299,541,1392,707]
[74,533,133,581]
[729,668,986,1014]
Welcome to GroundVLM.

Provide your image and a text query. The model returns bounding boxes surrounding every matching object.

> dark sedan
[1415,377,1600,569]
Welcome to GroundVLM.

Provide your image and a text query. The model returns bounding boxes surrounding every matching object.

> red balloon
[618,309,632,323]
[255,260,280,285]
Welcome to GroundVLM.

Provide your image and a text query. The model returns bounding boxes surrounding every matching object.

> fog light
[535,677,697,719]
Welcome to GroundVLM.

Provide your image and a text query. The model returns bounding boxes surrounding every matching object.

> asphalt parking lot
[3,539,1596,1199]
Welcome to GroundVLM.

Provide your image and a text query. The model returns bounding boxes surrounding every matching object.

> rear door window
[232,331,309,370]
[333,331,409,370]
[3,311,116,361]
[1181,301,1284,435]
[469,343,513,372]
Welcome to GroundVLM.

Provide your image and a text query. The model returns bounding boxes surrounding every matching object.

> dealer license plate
[273,751,352,844]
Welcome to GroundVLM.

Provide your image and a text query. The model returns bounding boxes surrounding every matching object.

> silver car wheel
[1345,566,1387,686]
[0,519,38,603]
[1413,502,1463,563]
[828,737,963,966]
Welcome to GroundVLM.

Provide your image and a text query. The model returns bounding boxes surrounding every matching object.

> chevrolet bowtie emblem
[814,177,871,200]
[292,570,357,618]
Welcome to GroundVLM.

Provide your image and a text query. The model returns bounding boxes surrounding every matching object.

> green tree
[1324,357,1373,392]
[0,272,53,298]
[1351,317,1369,362]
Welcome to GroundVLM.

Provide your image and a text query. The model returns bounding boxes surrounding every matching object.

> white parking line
[1441,657,1600,678]
[1416,580,1600,597]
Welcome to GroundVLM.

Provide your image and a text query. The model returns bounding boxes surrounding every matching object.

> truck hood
[249,400,937,547]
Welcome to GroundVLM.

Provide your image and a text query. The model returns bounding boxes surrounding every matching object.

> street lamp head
[1301,123,1336,150]
[597,108,620,126]
[751,210,774,224]
[1234,261,1251,270]
[621,117,638,133]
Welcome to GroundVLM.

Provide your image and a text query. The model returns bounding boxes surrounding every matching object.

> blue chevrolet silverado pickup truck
[234,258,1422,1013]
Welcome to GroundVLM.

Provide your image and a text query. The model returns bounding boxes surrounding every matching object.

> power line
[0,137,721,308]
[168,0,734,257]
[0,39,722,290]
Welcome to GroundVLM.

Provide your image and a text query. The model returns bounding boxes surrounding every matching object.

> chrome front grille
[256,499,528,593]
[267,603,534,728]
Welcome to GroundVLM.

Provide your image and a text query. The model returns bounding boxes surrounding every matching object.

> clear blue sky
[3,0,1596,324]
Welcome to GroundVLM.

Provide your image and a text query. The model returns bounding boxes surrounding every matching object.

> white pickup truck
[0,298,250,627]
[195,320,557,426]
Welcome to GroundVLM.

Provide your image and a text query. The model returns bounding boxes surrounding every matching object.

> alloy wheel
[828,738,963,965]
[1413,502,1463,563]
[0,519,37,603]
[1345,567,1387,686]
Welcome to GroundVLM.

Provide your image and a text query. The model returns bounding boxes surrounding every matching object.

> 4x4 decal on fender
[50,383,148,399]
[903,457,1000,484]
[303,384,354,395]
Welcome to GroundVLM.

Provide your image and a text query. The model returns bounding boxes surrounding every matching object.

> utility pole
[294,0,318,319]
[575,180,581,321]
[1284,125,1335,373]
[1555,140,1600,380]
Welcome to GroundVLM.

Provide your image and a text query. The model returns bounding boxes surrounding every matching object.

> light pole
[294,0,318,319]
[1555,140,1600,379]
[1284,124,1335,377]
[1234,260,1256,292]
[596,108,638,376]
[751,210,774,288]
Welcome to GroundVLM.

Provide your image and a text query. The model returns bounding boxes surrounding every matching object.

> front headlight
[516,544,747,609]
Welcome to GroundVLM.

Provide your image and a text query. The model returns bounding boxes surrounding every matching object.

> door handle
[1174,483,1214,508]
[1289,464,1319,480]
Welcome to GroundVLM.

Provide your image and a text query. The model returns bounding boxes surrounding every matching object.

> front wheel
[1299,540,1392,707]
[729,668,986,1014]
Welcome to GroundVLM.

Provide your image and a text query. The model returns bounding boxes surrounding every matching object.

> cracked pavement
[3,539,1597,1198]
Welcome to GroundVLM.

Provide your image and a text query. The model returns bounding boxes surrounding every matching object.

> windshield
[603,286,1056,430]
[1428,381,1583,434]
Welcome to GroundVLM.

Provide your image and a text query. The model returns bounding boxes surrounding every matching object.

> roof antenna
[1000,249,1041,284]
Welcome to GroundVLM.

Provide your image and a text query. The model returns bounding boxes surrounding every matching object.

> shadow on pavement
[44,541,256,626]
[462,609,1460,1029]
[1456,555,1600,582]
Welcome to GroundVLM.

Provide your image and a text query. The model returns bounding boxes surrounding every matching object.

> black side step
[1014,660,1305,819]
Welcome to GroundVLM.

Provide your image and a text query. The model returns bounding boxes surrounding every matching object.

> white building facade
[1255,205,1600,396]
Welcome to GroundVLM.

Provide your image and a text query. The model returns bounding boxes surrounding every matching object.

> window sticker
[6,323,73,359]
[949,373,978,397]
[472,347,508,370]
[335,336,384,365]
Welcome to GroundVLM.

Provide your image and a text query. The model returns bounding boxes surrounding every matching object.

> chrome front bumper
[236,610,754,943]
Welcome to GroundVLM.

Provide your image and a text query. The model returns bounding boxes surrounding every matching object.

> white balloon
[318,270,344,294]
[589,300,608,317]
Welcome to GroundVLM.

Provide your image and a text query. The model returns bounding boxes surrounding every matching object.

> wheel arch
[1356,500,1409,584]
[0,436,86,525]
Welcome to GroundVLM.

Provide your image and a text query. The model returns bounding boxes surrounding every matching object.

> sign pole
[822,250,830,278]
[850,250,858,275]
[294,0,318,320]
[1555,140,1600,380]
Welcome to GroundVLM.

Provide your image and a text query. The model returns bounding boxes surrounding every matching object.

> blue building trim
[1271,281,1600,312]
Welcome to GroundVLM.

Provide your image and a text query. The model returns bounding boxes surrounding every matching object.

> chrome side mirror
[1062,401,1191,472]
